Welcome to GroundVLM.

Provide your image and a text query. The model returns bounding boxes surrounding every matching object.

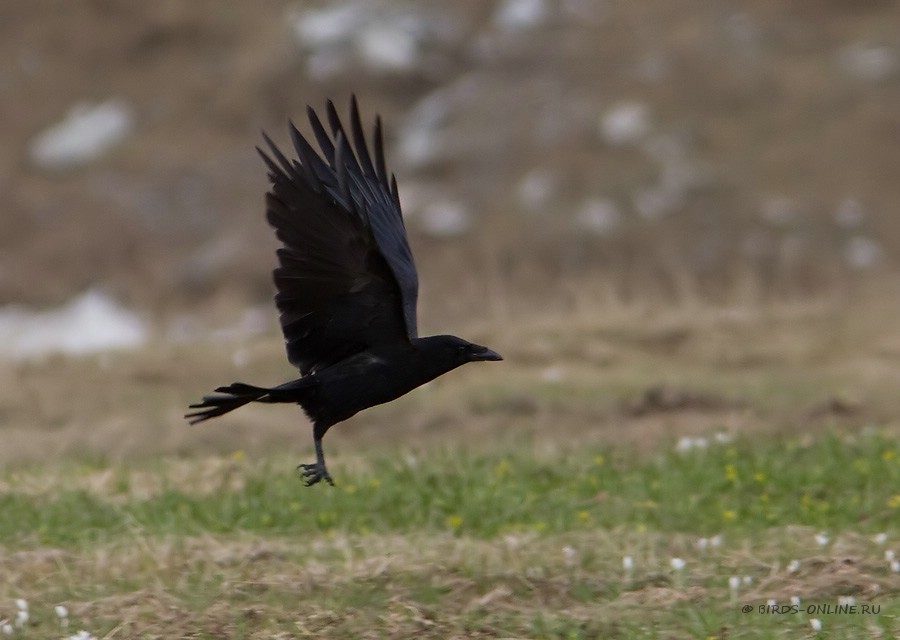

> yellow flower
[725,464,738,482]
[231,449,246,462]
[494,459,511,479]
[723,510,737,521]
[883,450,896,462]
[578,510,590,523]
[593,455,605,466]
[753,472,766,483]
[447,515,463,529]
[887,495,900,509]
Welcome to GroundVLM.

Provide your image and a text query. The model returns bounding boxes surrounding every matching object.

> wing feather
[260,98,420,374]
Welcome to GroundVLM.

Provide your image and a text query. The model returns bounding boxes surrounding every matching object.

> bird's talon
[297,462,332,486]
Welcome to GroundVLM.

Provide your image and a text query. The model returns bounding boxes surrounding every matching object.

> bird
[185,96,502,486]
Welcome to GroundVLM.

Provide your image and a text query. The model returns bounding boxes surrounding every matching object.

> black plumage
[186,97,501,486]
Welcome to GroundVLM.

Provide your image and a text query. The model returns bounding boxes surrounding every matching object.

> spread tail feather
[186,379,314,425]
[185,382,272,424]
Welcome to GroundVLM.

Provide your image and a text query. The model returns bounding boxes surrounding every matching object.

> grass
[4,300,900,637]
[2,430,899,638]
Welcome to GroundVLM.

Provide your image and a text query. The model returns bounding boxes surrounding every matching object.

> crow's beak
[475,347,503,362]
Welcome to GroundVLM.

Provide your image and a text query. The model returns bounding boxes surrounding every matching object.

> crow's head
[420,334,503,368]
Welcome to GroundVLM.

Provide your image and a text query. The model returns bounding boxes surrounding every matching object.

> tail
[185,382,284,425]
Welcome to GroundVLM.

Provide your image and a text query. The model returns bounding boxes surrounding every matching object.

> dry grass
[4,294,900,467]
[3,527,898,638]
[3,298,900,637]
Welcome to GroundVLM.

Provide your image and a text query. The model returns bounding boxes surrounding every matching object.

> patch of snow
[305,51,349,80]
[599,102,650,146]
[516,169,558,213]
[397,77,482,168]
[575,198,622,236]
[28,100,134,171]
[290,4,360,49]
[419,200,472,238]
[844,236,882,270]
[540,365,566,383]
[0,290,147,360]
[833,198,866,230]
[494,0,549,32]
[397,89,455,167]
[838,44,897,82]
[290,4,455,77]
[356,18,422,72]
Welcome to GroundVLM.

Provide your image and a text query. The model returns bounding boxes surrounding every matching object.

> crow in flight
[186,97,502,486]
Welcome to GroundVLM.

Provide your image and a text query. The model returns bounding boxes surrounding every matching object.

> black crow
[186,97,502,486]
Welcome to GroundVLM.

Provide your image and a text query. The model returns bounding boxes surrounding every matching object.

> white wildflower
[670,557,686,571]
[56,605,69,628]
[810,618,822,632]
[787,559,801,573]
[728,576,741,591]
[814,534,829,547]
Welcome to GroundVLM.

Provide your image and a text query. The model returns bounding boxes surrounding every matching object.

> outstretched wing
[258,97,419,375]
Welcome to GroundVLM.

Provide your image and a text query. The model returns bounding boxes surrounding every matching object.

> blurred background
[2,0,900,461]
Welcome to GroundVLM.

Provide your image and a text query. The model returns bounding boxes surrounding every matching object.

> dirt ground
[3,1,900,313]
[2,2,900,462]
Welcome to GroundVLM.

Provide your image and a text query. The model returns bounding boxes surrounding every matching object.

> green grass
[2,430,898,547]
[2,429,899,638]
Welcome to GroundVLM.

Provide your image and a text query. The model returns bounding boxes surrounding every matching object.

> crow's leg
[298,437,333,487]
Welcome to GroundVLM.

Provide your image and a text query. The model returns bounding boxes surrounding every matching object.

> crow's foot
[297,462,334,487]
